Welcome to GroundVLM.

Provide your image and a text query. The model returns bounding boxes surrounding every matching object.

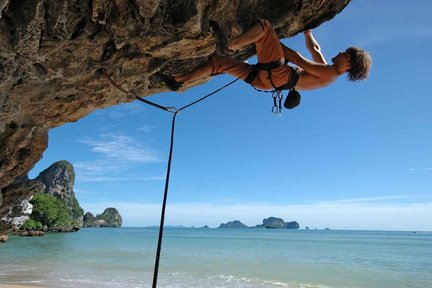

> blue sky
[29,0,432,230]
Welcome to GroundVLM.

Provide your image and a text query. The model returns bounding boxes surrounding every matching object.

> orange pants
[210,19,292,90]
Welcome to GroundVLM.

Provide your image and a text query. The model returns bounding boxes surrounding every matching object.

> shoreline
[0,285,47,288]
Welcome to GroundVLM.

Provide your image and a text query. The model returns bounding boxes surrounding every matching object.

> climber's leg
[174,59,214,83]
[253,19,285,63]
[154,56,252,91]
[209,55,253,80]
[176,55,253,83]
[228,20,266,51]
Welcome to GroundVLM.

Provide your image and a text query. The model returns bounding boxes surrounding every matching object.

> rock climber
[154,19,371,109]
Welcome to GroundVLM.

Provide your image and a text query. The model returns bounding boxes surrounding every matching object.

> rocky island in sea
[6,161,122,236]
[83,208,122,227]
[256,217,300,229]
[219,220,248,228]
[218,217,300,229]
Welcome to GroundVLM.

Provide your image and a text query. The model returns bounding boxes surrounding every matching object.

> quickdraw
[272,90,283,115]
[245,59,301,114]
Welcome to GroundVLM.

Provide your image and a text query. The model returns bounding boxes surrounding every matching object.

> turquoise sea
[0,228,431,288]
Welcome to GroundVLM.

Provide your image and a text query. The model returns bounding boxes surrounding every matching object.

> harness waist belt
[245,59,300,91]
[255,59,285,71]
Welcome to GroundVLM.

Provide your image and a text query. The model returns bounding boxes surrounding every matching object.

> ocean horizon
[1,228,431,287]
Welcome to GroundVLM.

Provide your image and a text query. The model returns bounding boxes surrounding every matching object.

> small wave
[165,272,335,288]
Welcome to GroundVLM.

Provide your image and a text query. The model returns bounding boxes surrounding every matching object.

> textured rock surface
[4,199,32,227]
[37,160,75,200]
[0,177,44,233]
[0,0,351,227]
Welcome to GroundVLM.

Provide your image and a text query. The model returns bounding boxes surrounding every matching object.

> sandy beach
[0,285,46,288]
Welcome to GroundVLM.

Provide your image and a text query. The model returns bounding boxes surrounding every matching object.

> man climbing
[154,19,371,109]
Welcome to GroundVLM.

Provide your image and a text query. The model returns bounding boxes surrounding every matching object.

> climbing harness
[245,59,301,114]
[104,68,248,288]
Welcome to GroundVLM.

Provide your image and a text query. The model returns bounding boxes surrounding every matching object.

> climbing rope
[103,69,248,288]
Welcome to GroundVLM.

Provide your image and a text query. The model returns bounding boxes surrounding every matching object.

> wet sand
[0,285,47,288]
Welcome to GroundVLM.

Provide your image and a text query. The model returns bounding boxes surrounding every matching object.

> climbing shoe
[209,20,229,56]
[153,72,183,91]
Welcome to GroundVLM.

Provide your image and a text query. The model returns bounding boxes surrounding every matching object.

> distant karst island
[83,208,122,228]
[218,217,300,229]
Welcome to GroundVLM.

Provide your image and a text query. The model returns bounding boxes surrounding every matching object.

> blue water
[0,228,431,287]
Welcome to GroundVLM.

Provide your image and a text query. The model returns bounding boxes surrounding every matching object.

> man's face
[332,51,351,72]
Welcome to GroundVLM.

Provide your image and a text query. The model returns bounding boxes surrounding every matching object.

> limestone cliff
[37,161,75,199]
[0,177,43,232]
[36,160,84,226]
[1,160,84,233]
[0,0,351,233]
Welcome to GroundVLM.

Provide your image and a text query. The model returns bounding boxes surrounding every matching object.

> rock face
[36,161,75,200]
[20,230,44,237]
[256,217,300,229]
[36,160,84,227]
[0,0,351,226]
[0,177,44,233]
[219,220,248,229]
[0,160,84,234]
[83,208,122,227]
[4,198,33,228]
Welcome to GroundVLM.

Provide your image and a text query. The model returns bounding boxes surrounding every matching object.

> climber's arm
[282,43,337,89]
[304,30,327,64]
[282,43,333,78]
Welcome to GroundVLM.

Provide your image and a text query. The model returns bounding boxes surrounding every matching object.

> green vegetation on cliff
[21,219,43,231]
[68,196,84,220]
[23,192,83,230]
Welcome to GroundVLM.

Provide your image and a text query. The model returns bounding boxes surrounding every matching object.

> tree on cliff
[23,192,81,230]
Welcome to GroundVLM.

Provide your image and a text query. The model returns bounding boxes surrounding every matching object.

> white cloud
[321,195,412,204]
[73,160,164,182]
[73,160,127,182]
[78,134,162,163]
[73,133,164,182]
[409,168,432,172]
[137,125,155,133]
[81,199,432,231]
